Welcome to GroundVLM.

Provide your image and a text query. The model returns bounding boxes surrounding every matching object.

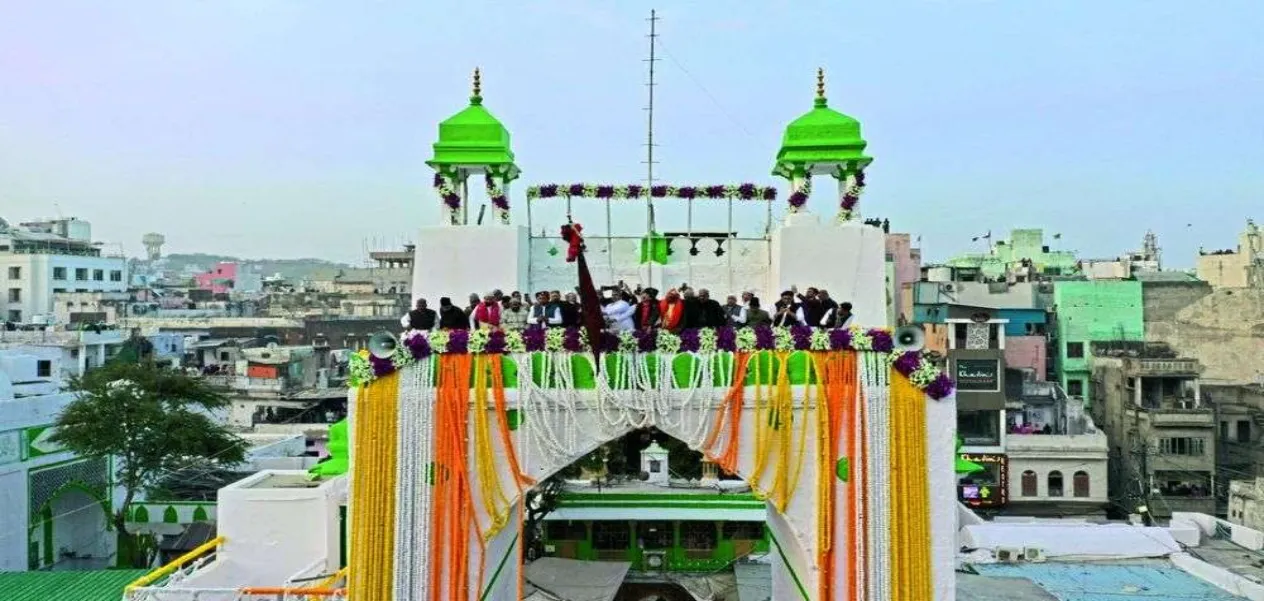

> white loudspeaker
[893,325,926,352]
[368,331,399,359]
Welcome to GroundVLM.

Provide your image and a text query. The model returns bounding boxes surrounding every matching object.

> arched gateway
[345,70,960,601]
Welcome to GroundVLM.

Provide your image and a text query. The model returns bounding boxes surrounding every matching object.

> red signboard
[246,364,279,379]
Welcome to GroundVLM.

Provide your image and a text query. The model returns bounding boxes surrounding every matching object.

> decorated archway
[28,481,111,569]
[346,326,956,601]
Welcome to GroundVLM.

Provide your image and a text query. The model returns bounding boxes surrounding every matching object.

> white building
[1002,381,1110,517]
[0,217,128,325]
[0,331,127,571]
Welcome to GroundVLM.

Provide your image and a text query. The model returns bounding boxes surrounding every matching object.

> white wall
[0,469,28,571]
[0,253,126,322]
[771,217,888,327]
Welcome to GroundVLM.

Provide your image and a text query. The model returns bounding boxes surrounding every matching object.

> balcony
[1146,409,1215,427]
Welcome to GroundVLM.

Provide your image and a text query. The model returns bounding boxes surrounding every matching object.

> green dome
[773,69,872,178]
[427,69,518,176]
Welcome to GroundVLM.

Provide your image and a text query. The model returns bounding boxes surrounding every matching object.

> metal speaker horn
[368,331,399,359]
[893,325,926,352]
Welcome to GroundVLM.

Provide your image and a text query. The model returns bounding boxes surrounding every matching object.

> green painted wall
[946,228,1079,280]
[1052,280,1144,404]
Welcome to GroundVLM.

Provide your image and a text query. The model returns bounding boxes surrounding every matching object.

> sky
[0,1,1260,267]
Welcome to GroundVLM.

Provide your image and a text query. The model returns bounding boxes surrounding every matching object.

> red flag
[561,223,605,372]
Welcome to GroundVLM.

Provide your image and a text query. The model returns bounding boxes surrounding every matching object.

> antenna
[644,9,660,234]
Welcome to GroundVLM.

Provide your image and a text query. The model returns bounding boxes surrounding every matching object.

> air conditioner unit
[996,547,1022,563]
[1023,547,1047,563]
[643,550,667,570]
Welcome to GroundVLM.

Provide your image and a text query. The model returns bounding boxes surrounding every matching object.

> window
[1021,470,1038,496]
[1066,342,1085,359]
[1066,379,1084,397]
[109,270,123,282]
[1222,421,1231,442]
[1047,471,1064,497]
[7,288,19,302]
[958,410,1001,446]
[75,268,88,281]
[1073,471,1090,497]
[36,360,52,378]
[723,522,765,540]
[6,310,19,322]
[7,266,19,279]
[1238,420,1251,444]
[546,521,587,541]
[637,521,672,549]
[92,269,104,281]
[649,459,662,473]
[52,288,65,293]
[680,522,717,550]
[592,522,630,550]
[1159,437,1206,456]
[53,267,66,280]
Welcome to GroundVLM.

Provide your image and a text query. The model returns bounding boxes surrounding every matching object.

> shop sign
[955,358,999,391]
[958,453,1008,508]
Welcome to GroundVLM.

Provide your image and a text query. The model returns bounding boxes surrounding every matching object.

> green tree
[50,361,247,568]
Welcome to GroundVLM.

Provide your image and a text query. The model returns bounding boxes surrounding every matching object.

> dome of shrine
[773,69,872,177]
[427,69,517,172]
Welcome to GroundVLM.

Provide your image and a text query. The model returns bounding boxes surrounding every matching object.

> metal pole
[606,197,614,279]
[644,9,659,287]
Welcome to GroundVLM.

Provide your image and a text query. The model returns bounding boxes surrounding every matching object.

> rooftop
[972,561,1244,601]
[0,569,147,601]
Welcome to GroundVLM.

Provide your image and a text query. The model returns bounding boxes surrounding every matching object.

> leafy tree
[51,361,247,568]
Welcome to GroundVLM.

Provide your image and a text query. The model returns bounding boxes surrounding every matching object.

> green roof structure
[309,418,348,477]
[773,69,872,178]
[0,569,148,601]
[426,68,519,179]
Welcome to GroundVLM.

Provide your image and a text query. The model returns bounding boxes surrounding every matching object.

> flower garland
[526,183,778,202]
[788,174,812,213]
[433,173,462,224]
[350,325,955,399]
[484,174,510,225]
[837,170,866,223]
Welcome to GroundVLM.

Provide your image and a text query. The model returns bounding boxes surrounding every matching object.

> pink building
[886,233,922,322]
[195,262,238,295]
[1005,335,1048,381]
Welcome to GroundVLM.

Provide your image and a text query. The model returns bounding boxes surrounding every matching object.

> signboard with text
[955,358,1000,392]
[959,453,1008,508]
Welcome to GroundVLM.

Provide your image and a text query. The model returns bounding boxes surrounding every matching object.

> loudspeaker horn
[368,331,399,359]
[893,325,926,352]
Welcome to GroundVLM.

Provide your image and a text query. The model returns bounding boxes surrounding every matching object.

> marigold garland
[351,326,955,400]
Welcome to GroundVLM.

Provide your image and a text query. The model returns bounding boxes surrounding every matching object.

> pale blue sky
[1,1,1260,267]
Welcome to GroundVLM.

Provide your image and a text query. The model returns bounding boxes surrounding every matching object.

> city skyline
[1,1,1260,266]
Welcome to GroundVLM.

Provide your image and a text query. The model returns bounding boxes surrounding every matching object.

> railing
[125,536,225,598]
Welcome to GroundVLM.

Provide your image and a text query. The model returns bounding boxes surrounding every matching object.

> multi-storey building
[1197,218,1263,290]
[1051,280,1144,406]
[0,328,127,570]
[1091,342,1215,517]
[0,217,128,325]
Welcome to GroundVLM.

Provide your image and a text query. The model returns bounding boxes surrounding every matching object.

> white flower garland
[861,351,891,601]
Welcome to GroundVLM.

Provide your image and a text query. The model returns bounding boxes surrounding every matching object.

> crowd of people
[401,284,855,333]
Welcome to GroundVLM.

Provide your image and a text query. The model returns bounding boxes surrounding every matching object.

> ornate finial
[471,67,482,104]
[815,68,827,107]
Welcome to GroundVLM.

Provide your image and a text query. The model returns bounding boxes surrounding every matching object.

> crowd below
[402,284,856,333]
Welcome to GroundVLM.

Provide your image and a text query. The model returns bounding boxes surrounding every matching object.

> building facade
[0,218,127,324]
[1092,346,1216,517]
[1197,219,1263,289]
[1052,280,1144,405]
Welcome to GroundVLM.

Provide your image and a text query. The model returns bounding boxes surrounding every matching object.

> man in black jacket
[696,289,727,327]
[403,298,437,331]
[437,297,469,330]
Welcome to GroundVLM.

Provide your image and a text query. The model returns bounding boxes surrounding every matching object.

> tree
[51,361,247,568]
